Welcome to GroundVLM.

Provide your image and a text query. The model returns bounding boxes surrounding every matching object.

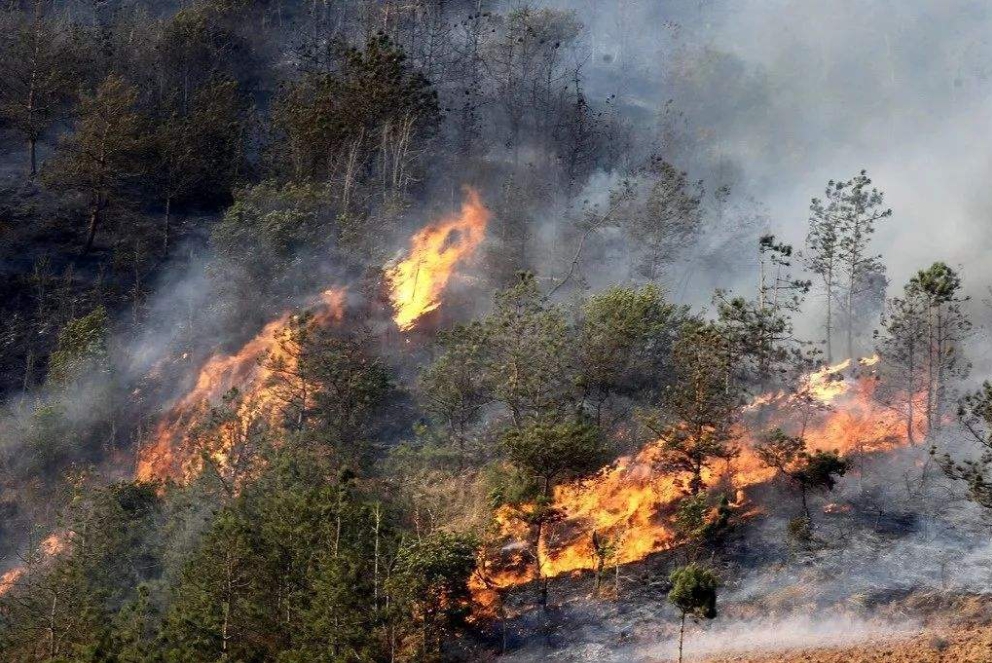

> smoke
[4,1,992,655]
[540,0,992,316]
[637,614,922,662]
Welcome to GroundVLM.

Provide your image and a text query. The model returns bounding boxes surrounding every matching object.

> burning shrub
[756,428,849,525]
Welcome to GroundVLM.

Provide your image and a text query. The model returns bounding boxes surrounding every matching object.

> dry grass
[698,626,992,662]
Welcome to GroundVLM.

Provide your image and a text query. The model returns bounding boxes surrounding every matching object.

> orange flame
[387,187,490,331]
[474,356,922,604]
[0,568,24,596]
[0,533,69,597]
[137,288,346,483]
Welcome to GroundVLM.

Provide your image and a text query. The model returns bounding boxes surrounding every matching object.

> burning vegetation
[472,354,922,606]
[137,288,348,483]
[2,3,992,663]
[387,187,490,331]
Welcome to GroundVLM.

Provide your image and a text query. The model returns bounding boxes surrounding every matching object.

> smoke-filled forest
[4,1,992,661]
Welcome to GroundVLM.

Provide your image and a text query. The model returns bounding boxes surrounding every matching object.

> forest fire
[0,533,67,597]
[136,288,347,483]
[473,356,923,605]
[138,190,490,485]
[386,187,490,331]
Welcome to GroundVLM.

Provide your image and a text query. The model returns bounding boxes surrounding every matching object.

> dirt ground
[698,626,992,662]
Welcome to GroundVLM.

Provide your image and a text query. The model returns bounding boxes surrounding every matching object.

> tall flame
[137,289,346,483]
[387,187,490,331]
[474,356,923,603]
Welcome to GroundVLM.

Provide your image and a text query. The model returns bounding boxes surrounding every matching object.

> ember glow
[137,288,347,483]
[474,356,923,603]
[387,187,490,331]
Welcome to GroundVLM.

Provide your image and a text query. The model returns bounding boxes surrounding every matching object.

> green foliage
[577,284,687,402]
[304,331,392,452]
[798,450,848,492]
[151,77,251,212]
[674,493,734,553]
[0,3,82,175]
[940,382,992,509]
[755,428,848,521]
[909,261,962,304]
[417,337,492,462]
[420,276,683,474]
[418,273,576,453]
[613,158,704,281]
[263,312,391,467]
[644,322,741,496]
[674,494,709,543]
[212,181,332,300]
[47,306,109,385]
[159,444,385,661]
[806,170,891,361]
[43,74,148,251]
[787,515,815,546]
[715,292,796,390]
[22,402,71,476]
[668,563,718,620]
[501,417,607,495]
[0,482,162,661]
[185,387,270,499]
[483,462,542,509]
[273,33,439,182]
[876,286,929,443]
[485,274,575,422]
[388,532,478,661]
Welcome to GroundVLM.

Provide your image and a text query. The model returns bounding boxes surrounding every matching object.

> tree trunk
[48,592,58,659]
[925,305,935,438]
[846,276,855,360]
[373,503,381,611]
[690,457,703,496]
[84,203,100,253]
[163,195,172,256]
[536,517,548,611]
[935,307,945,433]
[678,611,686,663]
[825,273,833,364]
[28,138,37,178]
[906,346,915,444]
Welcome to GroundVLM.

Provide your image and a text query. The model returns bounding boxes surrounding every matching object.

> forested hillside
[2,1,992,662]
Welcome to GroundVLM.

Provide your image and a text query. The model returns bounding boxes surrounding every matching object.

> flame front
[387,187,490,331]
[137,288,347,483]
[475,356,924,602]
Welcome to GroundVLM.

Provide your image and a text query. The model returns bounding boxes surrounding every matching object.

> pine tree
[876,286,930,444]
[805,170,890,361]
[44,75,148,253]
[668,563,719,663]
[907,262,972,436]
[645,323,741,496]
[0,0,80,177]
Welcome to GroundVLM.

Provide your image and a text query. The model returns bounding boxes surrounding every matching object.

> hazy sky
[566,0,992,294]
